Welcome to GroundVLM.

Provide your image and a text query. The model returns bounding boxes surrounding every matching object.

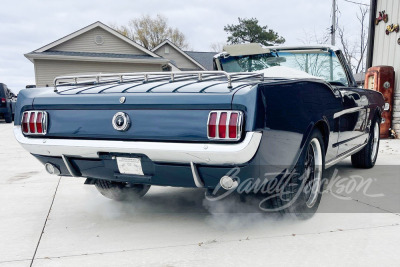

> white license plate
[116,157,144,175]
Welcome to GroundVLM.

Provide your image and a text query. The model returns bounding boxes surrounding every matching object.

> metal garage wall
[372,0,400,133]
[34,59,163,87]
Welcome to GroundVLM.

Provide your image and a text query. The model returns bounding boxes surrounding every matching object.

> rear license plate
[116,157,144,175]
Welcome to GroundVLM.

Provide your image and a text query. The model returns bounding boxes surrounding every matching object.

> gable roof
[152,40,206,70]
[25,50,168,64]
[33,21,160,58]
[184,51,217,71]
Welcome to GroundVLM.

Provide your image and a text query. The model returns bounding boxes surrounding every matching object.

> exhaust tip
[220,176,238,190]
[45,163,61,175]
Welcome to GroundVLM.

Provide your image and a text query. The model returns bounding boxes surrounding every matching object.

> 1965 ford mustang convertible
[14,44,385,218]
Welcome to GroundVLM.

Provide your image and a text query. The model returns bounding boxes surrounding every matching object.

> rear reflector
[21,111,48,135]
[207,111,243,141]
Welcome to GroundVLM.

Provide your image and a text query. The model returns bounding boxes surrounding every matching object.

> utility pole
[331,0,336,46]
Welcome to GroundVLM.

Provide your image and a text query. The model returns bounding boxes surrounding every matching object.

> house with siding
[25,21,170,87]
[26,22,217,87]
[152,40,217,71]
[367,0,400,135]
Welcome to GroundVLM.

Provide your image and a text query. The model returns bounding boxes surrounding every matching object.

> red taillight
[229,113,238,139]
[218,112,227,138]
[208,112,217,138]
[36,112,43,133]
[1,98,5,103]
[22,112,29,133]
[207,111,242,141]
[29,113,36,133]
[21,111,47,135]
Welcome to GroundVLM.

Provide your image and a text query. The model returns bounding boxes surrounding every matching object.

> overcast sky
[0,0,370,92]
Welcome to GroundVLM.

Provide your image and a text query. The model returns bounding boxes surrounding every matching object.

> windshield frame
[214,47,356,87]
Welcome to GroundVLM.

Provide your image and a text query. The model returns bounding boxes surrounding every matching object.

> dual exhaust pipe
[219,175,238,190]
[46,162,238,190]
[44,163,61,175]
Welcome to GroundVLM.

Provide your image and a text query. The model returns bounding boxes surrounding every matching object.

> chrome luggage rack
[53,71,264,92]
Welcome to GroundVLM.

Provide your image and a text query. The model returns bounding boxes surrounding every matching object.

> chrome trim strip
[61,155,80,177]
[225,112,230,138]
[43,112,48,135]
[215,111,220,138]
[190,162,204,187]
[325,142,367,168]
[14,126,262,166]
[333,106,364,119]
[332,132,367,148]
[33,112,37,133]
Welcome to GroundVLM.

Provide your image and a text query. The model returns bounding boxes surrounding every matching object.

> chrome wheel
[371,122,379,162]
[304,138,323,208]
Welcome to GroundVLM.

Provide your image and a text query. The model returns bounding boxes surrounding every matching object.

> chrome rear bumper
[14,126,262,165]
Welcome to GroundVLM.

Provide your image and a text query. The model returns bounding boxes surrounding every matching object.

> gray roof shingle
[184,51,217,71]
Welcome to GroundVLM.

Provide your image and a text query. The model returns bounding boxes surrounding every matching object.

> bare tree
[337,6,369,73]
[298,29,330,45]
[299,5,368,75]
[111,14,188,50]
[209,42,226,52]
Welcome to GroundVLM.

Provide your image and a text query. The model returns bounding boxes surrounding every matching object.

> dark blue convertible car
[14,45,385,218]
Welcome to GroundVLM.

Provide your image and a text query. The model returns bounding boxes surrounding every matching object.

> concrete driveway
[1,121,399,266]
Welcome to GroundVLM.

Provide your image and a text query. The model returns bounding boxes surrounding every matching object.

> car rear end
[0,85,8,117]
[14,74,263,189]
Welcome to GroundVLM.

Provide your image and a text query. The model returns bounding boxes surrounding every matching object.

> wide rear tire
[95,180,150,201]
[270,129,325,220]
[351,119,380,169]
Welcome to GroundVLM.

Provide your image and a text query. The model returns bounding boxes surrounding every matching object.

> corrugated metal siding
[372,0,400,133]
[48,27,147,55]
[34,59,162,87]
[154,43,201,70]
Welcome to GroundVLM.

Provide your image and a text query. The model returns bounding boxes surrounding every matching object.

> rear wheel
[270,129,325,219]
[351,119,380,169]
[95,180,150,201]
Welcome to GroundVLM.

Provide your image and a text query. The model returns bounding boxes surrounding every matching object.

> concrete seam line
[32,223,400,261]
[30,176,61,267]
[324,190,400,215]
[0,258,32,264]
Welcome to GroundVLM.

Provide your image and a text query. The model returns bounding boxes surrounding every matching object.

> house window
[164,46,170,54]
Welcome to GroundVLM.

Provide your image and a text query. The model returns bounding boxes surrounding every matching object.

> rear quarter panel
[233,80,343,176]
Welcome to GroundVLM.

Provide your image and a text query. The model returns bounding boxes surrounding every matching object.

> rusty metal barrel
[364,66,395,138]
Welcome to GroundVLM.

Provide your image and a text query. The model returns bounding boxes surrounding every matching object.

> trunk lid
[32,81,253,142]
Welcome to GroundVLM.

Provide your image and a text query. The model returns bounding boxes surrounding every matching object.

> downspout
[366,0,377,69]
